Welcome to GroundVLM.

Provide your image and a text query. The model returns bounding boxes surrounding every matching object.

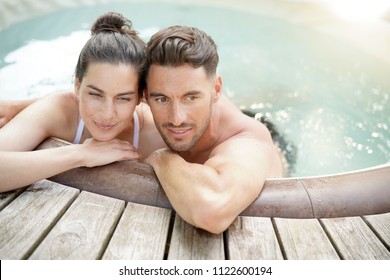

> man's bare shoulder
[213,98,282,177]
[219,101,273,144]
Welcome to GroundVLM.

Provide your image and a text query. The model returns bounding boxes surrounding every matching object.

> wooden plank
[274,218,339,260]
[167,215,224,260]
[0,188,24,211]
[103,202,171,260]
[227,216,283,259]
[363,212,390,249]
[0,180,79,259]
[321,216,390,259]
[29,191,124,260]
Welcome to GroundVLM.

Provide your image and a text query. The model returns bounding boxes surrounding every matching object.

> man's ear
[213,75,222,102]
[143,88,149,103]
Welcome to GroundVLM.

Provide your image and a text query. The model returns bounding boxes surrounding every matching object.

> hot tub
[1,0,389,217]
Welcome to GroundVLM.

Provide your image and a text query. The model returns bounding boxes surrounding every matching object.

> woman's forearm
[0,146,83,192]
[0,137,139,193]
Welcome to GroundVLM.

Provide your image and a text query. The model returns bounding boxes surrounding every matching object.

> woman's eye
[89,92,102,98]
[116,94,132,102]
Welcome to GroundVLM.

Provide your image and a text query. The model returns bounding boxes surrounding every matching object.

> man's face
[146,64,220,152]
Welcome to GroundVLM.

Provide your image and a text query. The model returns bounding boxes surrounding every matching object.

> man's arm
[145,137,274,234]
[0,98,40,128]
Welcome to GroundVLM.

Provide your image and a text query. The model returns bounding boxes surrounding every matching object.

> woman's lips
[94,121,116,131]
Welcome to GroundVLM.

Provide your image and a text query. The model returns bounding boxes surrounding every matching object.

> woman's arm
[0,138,138,192]
[0,98,40,128]
[0,94,139,193]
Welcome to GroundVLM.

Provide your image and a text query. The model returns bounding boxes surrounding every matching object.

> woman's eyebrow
[86,84,135,95]
[87,84,104,92]
[117,91,136,96]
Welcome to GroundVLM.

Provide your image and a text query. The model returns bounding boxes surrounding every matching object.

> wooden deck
[0,180,389,260]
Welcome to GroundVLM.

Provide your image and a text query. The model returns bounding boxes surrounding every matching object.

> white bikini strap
[73,119,84,144]
[133,111,140,149]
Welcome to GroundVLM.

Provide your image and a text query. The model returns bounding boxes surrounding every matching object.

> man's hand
[143,148,171,165]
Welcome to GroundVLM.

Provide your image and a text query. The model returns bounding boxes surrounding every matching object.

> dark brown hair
[146,25,219,77]
[75,12,146,96]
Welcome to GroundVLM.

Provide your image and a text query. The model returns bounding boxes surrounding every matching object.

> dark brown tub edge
[36,138,390,218]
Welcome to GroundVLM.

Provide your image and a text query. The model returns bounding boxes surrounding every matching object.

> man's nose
[169,101,186,126]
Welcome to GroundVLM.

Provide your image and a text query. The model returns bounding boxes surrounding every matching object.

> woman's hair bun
[91,12,136,36]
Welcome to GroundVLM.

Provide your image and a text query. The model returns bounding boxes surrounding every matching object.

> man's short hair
[147,25,219,77]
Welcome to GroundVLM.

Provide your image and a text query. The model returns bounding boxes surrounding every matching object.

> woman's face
[75,62,139,142]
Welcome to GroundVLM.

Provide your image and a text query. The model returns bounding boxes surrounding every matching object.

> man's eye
[188,95,198,101]
[156,96,169,103]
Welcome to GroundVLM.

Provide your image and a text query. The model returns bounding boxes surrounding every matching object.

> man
[0,25,283,234]
[143,26,282,234]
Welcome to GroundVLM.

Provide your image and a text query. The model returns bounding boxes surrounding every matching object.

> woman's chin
[91,134,116,142]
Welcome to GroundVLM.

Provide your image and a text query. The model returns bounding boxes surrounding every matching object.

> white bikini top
[73,111,140,148]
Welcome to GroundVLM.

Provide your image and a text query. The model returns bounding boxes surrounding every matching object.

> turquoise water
[0,2,389,177]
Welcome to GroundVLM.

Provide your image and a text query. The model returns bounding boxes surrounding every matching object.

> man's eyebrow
[149,92,166,97]
[184,90,203,96]
[86,84,135,95]
[149,90,203,97]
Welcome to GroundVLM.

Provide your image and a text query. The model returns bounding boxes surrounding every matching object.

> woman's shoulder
[33,92,79,138]
[44,92,78,108]
[0,92,80,149]
[39,92,79,120]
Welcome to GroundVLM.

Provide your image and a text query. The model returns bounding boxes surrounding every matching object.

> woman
[0,12,166,193]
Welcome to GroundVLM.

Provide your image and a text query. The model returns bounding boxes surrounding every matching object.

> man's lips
[166,127,192,136]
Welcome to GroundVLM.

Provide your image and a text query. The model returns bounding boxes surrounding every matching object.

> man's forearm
[147,149,200,224]
[145,149,232,234]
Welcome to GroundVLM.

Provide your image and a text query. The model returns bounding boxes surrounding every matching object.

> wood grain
[29,191,124,259]
[0,180,78,259]
[274,218,339,259]
[103,202,171,260]
[227,216,283,259]
[321,216,390,259]
[168,215,224,260]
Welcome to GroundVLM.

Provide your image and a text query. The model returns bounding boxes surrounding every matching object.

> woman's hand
[80,138,140,167]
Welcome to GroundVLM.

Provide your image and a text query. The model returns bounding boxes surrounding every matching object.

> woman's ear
[74,78,81,97]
